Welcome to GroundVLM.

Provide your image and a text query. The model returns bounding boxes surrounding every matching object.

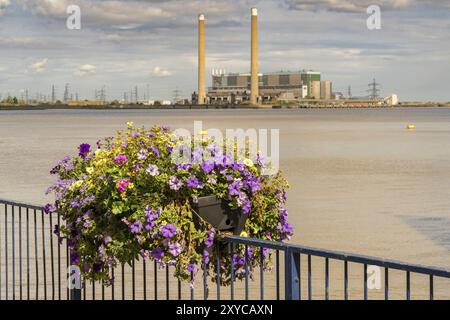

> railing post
[284,248,300,300]
[70,287,82,300]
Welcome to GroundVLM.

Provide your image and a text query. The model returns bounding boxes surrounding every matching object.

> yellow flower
[127,121,134,128]
[161,221,167,226]
[86,167,94,175]
[70,180,84,190]
[240,231,248,237]
[94,149,103,157]
[243,158,254,167]
[199,130,208,135]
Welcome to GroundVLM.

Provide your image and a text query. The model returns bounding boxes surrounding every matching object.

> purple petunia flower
[201,161,215,174]
[140,249,149,259]
[242,199,251,214]
[145,206,160,222]
[186,177,199,189]
[93,263,103,272]
[146,164,159,176]
[282,222,294,235]
[202,250,210,264]
[228,180,243,196]
[176,163,192,171]
[205,236,214,248]
[70,252,79,264]
[145,223,153,231]
[169,176,183,191]
[168,242,182,257]
[244,176,261,193]
[151,146,160,158]
[206,144,220,156]
[232,254,245,266]
[160,224,177,238]
[192,149,203,163]
[67,239,76,249]
[151,247,164,260]
[230,162,244,172]
[137,149,147,160]
[246,247,254,260]
[237,192,247,206]
[130,221,142,234]
[114,155,128,164]
[204,229,215,248]
[187,263,196,273]
[50,156,71,174]
[79,143,91,159]
[256,152,264,166]
[44,203,56,215]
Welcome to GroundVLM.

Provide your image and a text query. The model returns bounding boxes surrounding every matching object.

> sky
[0,0,449,101]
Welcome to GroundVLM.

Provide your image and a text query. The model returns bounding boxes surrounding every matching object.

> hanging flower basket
[45,122,293,286]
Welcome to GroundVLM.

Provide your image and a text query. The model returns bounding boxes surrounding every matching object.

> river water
[1,107,450,299]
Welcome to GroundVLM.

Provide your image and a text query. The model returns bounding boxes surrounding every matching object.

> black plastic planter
[192,195,247,235]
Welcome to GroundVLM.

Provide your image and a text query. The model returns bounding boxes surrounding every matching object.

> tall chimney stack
[250,8,259,105]
[198,14,206,105]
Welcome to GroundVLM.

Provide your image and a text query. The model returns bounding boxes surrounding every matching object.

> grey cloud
[1,0,449,101]
[0,36,52,49]
[19,0,246,27]
[284,0,448,12]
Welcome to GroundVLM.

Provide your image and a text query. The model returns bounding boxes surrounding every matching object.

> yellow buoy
[406,124,415,130]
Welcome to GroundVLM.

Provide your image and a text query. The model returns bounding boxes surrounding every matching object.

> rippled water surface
[1,107,450,272]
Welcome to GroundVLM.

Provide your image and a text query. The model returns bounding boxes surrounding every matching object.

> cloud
[75,64,97,76]
[152,66,172,77]
[101,31,160,42]
[4,0,450,101]
[28,58,48,73]
[0,36,53,49]
[284,0,446,12]
[19,0,244,27]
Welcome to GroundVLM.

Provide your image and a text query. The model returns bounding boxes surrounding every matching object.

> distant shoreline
[0,103,449,111]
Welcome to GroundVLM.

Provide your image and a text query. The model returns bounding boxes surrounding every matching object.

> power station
[196,7,333,105]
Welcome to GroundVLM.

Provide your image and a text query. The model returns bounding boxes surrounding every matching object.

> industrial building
[207,70,317,103]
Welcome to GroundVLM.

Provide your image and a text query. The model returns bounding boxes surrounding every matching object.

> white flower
[146,164,159,176]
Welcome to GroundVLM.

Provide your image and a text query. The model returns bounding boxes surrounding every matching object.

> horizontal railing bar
[222,236,450,278]
[0,199,44,211]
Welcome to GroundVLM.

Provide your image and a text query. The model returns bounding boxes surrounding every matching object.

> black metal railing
[0,199,70,300]
[222,236,450,300]
[1,199,450,300]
